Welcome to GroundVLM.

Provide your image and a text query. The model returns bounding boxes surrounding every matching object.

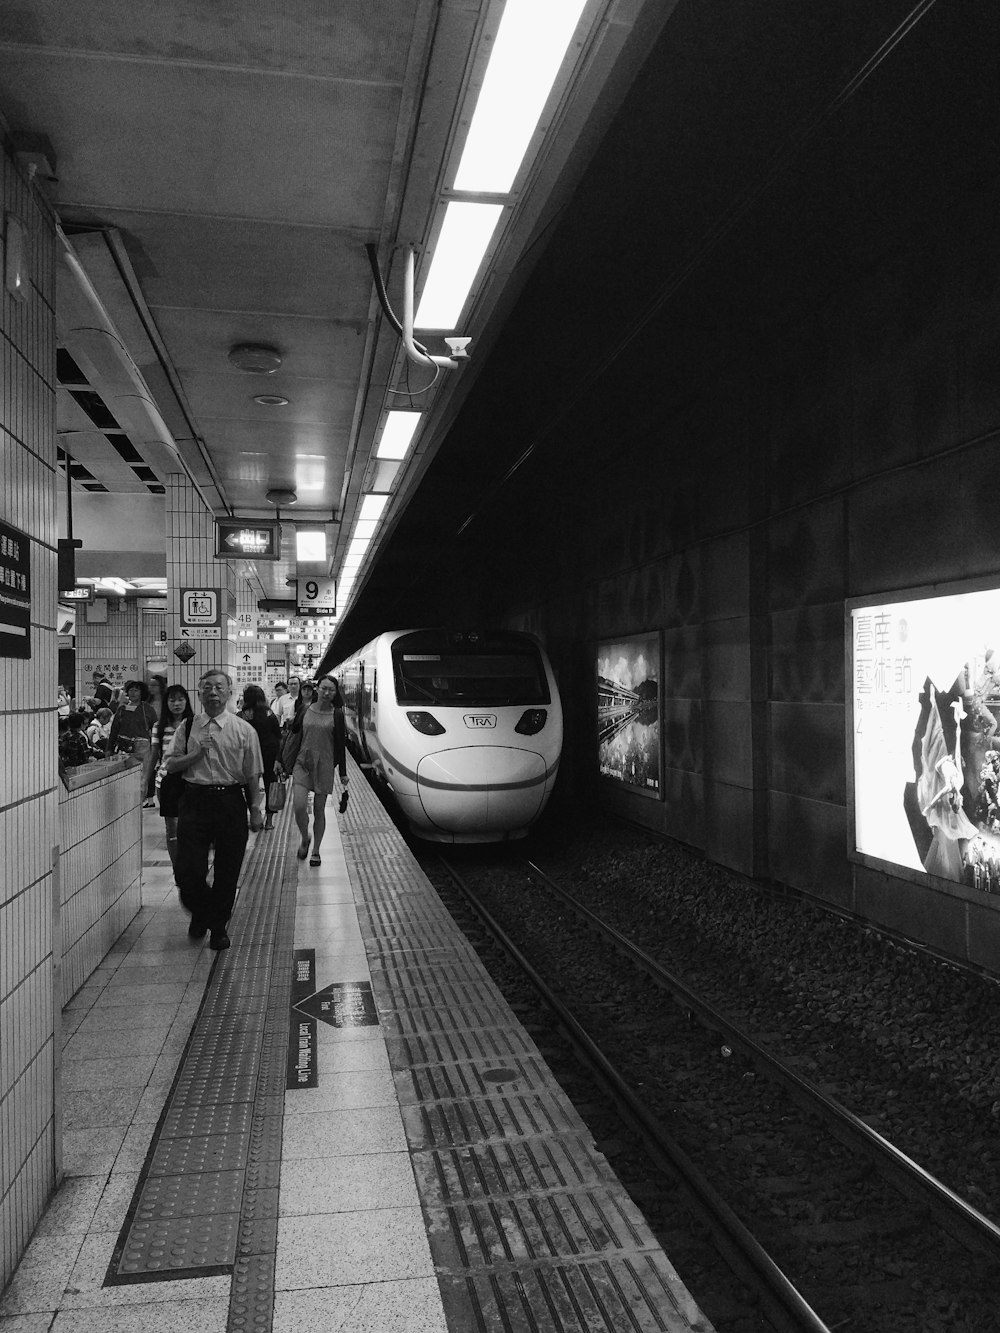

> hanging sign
[216,518,280,560]
[297,577,336,615]
[0,519,31,659]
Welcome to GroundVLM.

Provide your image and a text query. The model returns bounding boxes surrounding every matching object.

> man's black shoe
[188,920,207,940]
[210,930,231,951]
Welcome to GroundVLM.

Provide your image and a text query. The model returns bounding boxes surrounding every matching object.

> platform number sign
[297,577,336,616]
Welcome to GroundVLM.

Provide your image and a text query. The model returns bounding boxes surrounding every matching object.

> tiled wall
[0,139,59,1291]
[58,769,142,1004]
[74,599,142,700]
[165,473,237,699]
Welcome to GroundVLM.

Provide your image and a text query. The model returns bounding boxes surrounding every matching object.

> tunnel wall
[485,2,1000,965]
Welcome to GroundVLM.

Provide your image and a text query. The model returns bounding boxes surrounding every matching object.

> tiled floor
[0,803,449,1333]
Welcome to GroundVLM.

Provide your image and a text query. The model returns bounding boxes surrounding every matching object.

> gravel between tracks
[524,815,1000,1226]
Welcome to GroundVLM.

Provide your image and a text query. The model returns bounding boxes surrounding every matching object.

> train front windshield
[392,633,550,706]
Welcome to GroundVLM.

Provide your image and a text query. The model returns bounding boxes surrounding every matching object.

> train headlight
[514,708,547,735]
[406,711,446,736]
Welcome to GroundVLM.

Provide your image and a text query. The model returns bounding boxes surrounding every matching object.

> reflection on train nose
[417,748,546,833]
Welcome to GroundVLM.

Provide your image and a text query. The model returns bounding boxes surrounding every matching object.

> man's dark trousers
[176,785,250,931]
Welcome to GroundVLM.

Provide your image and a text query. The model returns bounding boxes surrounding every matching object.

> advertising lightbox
[597,633,662,797]
[851,581,1000,892]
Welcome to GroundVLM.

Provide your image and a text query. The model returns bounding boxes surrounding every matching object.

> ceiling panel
[0,0,421,80]
[1,55,401,225]
[148,308,365,378]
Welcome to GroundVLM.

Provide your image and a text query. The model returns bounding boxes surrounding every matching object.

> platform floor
[0,759,714,1333]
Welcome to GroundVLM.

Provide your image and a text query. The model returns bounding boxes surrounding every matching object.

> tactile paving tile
[437,1253,714,1333]
[394,1052,558,1104]
[401,1092,588,1151]
[117,1212,240,1274]
[386,1025,542,1069]
[132,1170,245,1221]
[105,807,299,1298]
[410,1137,621,1202]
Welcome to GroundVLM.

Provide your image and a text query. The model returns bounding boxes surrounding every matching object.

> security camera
[445,336,472,359]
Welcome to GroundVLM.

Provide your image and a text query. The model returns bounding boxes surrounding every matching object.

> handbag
[267,780,287,812]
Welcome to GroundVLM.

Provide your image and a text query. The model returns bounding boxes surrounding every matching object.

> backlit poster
[851,584,1000,892]
[597,633,661,796]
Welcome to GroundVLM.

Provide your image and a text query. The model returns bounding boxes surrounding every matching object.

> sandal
[297,839,310,861]
[309,853,321,867]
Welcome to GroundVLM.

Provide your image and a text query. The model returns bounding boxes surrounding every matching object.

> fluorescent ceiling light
[359,494,389,522]
[348,537,370,560]
[368,459,402,492]
[377,412,421,460]
[353,520,377,540]
[295,458,325,492]
[453,0,588,194]
[295,529,326,561]
[415,201,504,329]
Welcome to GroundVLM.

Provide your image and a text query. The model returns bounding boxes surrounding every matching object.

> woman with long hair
[283,675,347,867]
[240,684,282,830]
[153,684,195,878]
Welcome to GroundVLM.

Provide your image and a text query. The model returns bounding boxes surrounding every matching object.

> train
[333,628,563,843]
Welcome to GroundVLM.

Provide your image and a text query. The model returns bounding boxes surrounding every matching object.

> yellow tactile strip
[339,766,713,1333]
[103,814,297,1333]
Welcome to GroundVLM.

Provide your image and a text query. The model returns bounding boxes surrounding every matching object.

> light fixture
[452,0,588,194]
[229,344,282,373]
[265,488,297,506]
[253,393,289,406]
[295,529,326,562]
[359,494,388,521]
[413,203,504,330]
[377,412,421,460]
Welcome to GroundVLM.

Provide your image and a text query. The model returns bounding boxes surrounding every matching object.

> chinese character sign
[852,586,1000,893]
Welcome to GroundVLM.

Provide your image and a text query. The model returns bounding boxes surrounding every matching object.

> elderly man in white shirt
[166,669,263,950]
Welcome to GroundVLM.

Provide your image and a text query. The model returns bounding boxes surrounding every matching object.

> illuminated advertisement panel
[597,633,661,797]
[851,583,1000,892]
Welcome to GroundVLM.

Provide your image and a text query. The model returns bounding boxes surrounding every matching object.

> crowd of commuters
[56,671,349,951]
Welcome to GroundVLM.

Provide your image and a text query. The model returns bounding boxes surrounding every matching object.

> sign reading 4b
[297,578,336,615]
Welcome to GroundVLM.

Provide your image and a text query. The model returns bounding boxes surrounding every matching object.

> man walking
[166,669,264,950]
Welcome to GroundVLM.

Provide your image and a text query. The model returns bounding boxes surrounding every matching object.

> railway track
[428,851,1000,1333]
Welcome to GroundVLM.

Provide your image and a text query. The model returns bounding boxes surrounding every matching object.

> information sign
[297,577,336,615]
[0,518,31,659]
[180,588,222,640]
[216,518,279,560]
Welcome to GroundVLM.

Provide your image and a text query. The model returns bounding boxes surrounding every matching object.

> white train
[334,628,563,843]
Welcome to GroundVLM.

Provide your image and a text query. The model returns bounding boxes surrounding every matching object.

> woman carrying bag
[278,675,348,867]
[240,684,283,830]
[109,679,158,805]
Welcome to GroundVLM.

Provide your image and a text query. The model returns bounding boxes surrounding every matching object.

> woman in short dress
[286,675,347,867]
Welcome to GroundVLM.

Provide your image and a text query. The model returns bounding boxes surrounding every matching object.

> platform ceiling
[0,0,673,642]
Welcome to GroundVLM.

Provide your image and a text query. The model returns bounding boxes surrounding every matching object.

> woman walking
[239,684,282,830]
[282,675,348,867]
[109,680,158,806]
[154,685,195,879]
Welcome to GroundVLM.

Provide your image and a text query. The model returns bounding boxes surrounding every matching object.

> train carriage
[336,628,562,843]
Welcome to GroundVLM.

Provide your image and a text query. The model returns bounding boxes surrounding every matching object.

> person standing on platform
[165,669,264,951]
[283,674,348,868]
[240,683,282,831]
[276,676,300,727]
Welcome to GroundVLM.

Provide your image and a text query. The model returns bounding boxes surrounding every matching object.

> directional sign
[294,982,378,1029]
[180,626,221,639]
[0,519,31,659]
[297,577,336,615]
[216,518,279,560]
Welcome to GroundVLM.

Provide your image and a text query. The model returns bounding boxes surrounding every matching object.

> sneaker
[209,930,231,951]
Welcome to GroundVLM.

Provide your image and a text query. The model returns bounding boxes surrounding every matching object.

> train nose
[416,747,548,835]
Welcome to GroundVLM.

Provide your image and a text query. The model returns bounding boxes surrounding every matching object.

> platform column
[164,473,238,697]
